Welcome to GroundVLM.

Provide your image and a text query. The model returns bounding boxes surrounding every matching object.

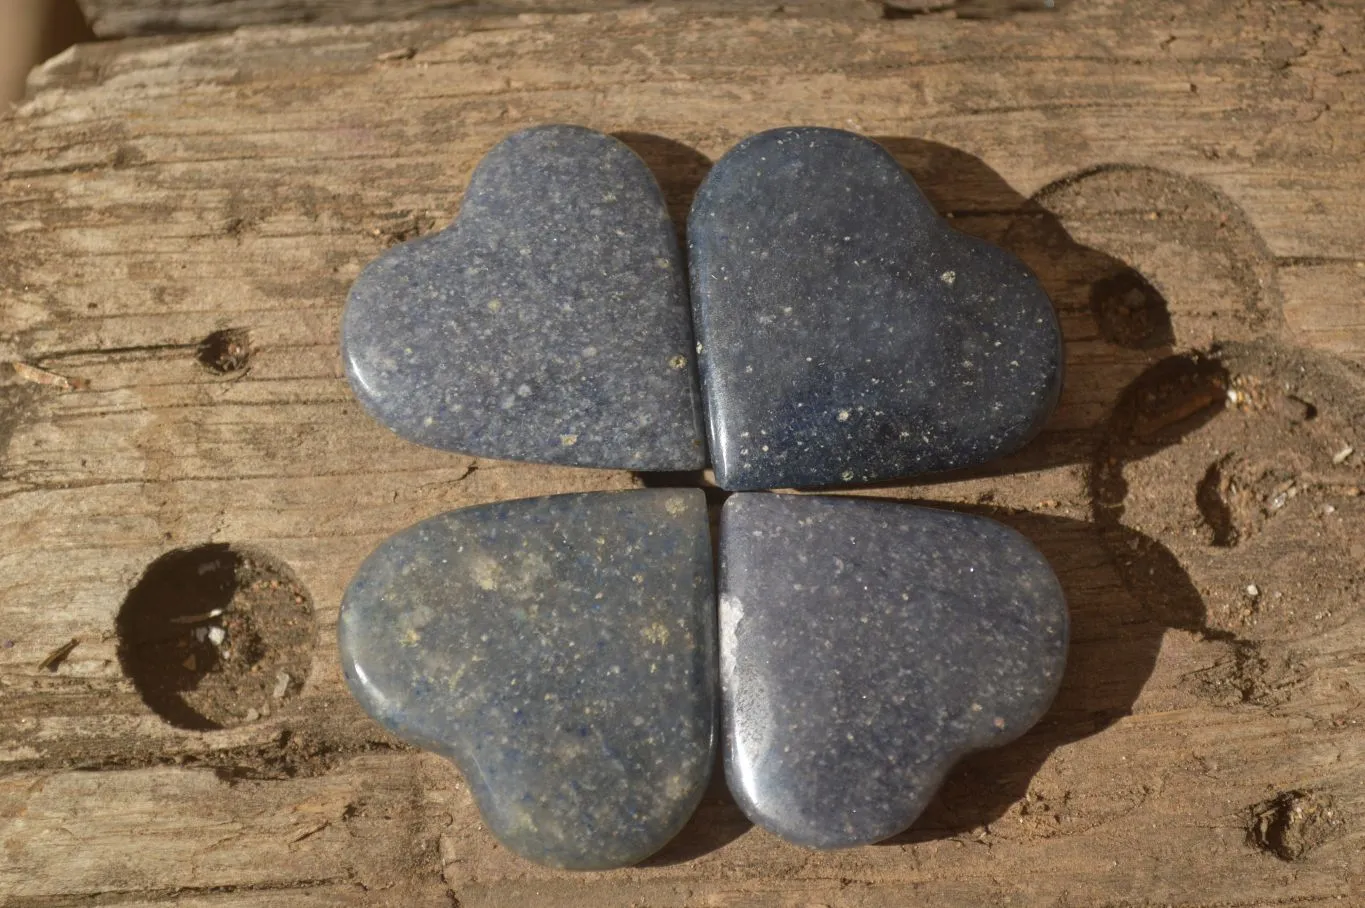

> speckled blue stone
[719,493,1067,848]
[342,125,706,470]
[338,489,716,869]
[689,127,1063,490]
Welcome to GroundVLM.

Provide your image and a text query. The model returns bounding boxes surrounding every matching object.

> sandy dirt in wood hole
[117,545,317,732]
[1094,340,1364,709]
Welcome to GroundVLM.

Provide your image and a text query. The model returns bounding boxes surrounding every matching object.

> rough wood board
[1,3,1363,905]
[72,0,996,39]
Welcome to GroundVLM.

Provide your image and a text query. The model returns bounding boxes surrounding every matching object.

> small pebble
[1332,445,1354,464]
[1246,584,1260,598]
[272,671,292,699]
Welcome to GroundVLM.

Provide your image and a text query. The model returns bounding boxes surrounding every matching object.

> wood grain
[2,3,1363,905]
[71,0,981,40]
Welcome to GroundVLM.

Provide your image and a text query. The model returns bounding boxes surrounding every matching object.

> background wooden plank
[2,3,1363,905]
[0,754,454,903]
[70,0,1015,40]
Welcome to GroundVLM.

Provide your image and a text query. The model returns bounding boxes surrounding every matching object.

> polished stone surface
[689,127,1063,490]
[719,493,1068,849]
[339,489,716,869]
[343,124,705,470]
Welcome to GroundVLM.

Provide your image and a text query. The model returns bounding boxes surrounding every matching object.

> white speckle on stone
[941,270,956,285]
[207,626,226,646]
[560,434,578,446]
[273,671,292,699]
[837,410,850,422]
[516,384,531,397]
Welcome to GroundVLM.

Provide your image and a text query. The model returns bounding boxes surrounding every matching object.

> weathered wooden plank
[1,3,1363,905]
[72,0,974,40]
[0,754,454,904]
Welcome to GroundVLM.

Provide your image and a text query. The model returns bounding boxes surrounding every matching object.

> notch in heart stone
[719,492,1067,849]
[342,125,706,471]
[689,127,1064,490]
[338,489,716,869]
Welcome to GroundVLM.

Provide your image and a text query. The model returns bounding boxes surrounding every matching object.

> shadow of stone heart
[613,132,713,244]
[881,505,1213,845]
[874,138,1174,348]
[873,136,1183,482]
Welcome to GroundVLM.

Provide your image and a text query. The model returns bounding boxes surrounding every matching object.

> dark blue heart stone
[339,489,716,869]
[689,127,1063,490]
[719,492,1067,848]
[343,125,705,470]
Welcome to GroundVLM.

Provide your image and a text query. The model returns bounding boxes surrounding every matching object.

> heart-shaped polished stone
[719,493,1067,848]
[689,127,1063,490]
[338,489,716,869]
[343,125,705,470]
